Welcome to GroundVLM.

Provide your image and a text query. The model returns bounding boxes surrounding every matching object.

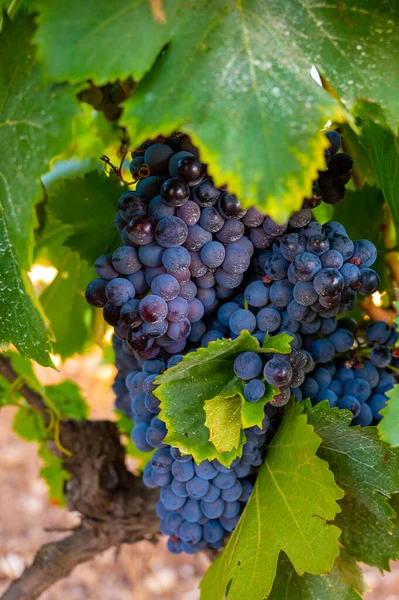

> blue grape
[366,321,392,345]
[170,447,192,462]
[328,234,354,261]
[112,246,141,275]
[244,379,266,402]
[229,309,257,335]
[312,368,332,389]
[179,521,203,544]
[200,241,225,268]
[151,274,180,301]
[167,296,189,322]
[148,195,175,222]
[181,498,202,522]
[263,357,293,386]
[95,255,119,280]
[351,240,377,268]
[195,270,215,289]
[264,254,289,281]
[287,300,309,322]
[143,464,157,489]
[269,279,294,307]
[244,281,269,307]
[256,307,281,332]
[263,216,287,236]
[238,480,253,502]
[219,514,240,532]
[221,480,243,502]
[187,298,205,322]
[177,200,201,225]
[172,459,195,482]
[152,470,173,486]
[162,246,191,274]
[293,281,318,306]
[184,224,213,251]
[201,330,223,347]
[359,268,379,295]
[164,511,184,536]
[131,422,153,452]
[216,220,245,244]
[305,235,330,256]
[143,358,165,374]
[203,520,224,543]
[223,245,250,275]
[179,280,197,301]
[352,402,373,426]
[156,216,188,248]
[145,266,166,286]
[146,417,167,448]
[223,501,241,518]
[301,377,319,399]
[319,317,337,335]
[105,278,135,306]
[186,476,210,499]
[139,295,168,323]
[171,478,189,498]
[314,388,338,407]
[311,339,335,363]
[201,498,225,519]
[370,346,391,368]
[234,352,263,380]
[202,483,221,502]
[199,207,225,232]
[328,379,343,397]
[329,329,354,352]
[194,460,218,480]
[215,268,243,289]
[167,318,191,340]
[313,268,344,297]
[288,209,312,228]
[340,263,361,289]
[338,396,361,417]
[320,250,344,269]
[275,233,306,261]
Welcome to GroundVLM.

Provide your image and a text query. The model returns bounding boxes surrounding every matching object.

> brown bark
[0,358,159,600]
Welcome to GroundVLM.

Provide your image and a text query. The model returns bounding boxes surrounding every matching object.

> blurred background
[0,321,397,599]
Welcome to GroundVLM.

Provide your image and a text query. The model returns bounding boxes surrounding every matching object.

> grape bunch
[85,130,384,556]
[85,130,358,361]
[111,334,280,554]
[301,319,398,425]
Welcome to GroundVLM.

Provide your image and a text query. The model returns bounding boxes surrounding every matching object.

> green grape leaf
[335,493,399,570]
[39,445,70,507]
[33,0,173,83]
[40,251,93,359]
[261,332,293,353]
[306,401,399,568]
[0,12,79,365]
[204,392,242,453]
[379,384,399,446]
[200,401,343,600]
[155,332,260,466]
[47,171,122,263]
[333,186,390,295]
[12,405,47,442]
[44,381,88,420]
[115,411,154,469]
[124,0,399,219]
[360,118,399,235]
[268,550,364,600]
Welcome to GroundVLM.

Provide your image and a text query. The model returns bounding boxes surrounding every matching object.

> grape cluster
[85,131,357,360]
[85,131,384,555]
[301,320,398,425]
[111,334,280,554]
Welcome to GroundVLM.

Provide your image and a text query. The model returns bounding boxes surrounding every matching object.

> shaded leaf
[40,251,93,359]
[0,12,79,365]
[268,550,363,600]
[333,186,390,295]
[306,401,399,569]
[200,401,343,600]
[44,381,88,420]
[47,171,122,263]
[261,332,293,353]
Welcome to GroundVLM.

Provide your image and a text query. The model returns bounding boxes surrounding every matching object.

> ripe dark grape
[176,156,204,185]
[161,178,190,207]
[127,215,156,245]
[218,192,247,220]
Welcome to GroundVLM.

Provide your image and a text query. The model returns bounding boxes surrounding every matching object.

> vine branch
[0,359,159,600]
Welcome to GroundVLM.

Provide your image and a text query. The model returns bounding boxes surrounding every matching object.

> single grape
[85,278,107,307]
[233,352,263,379]
[218,192,247,220]
[338,395,361,417]
[156,216,188,248]
[358,268,379,295]
[127,215,156,245]
[257,307,282,332]
[244,379,266,402]
[176,156,204,185]
[105,278,135,306]
[161,178,190,207]
[95,254,119,280]
[139,295,168,323]
[200,241,226,268]
[177,200,201,225]
[263,357,293,386]
[370,345,391,368]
